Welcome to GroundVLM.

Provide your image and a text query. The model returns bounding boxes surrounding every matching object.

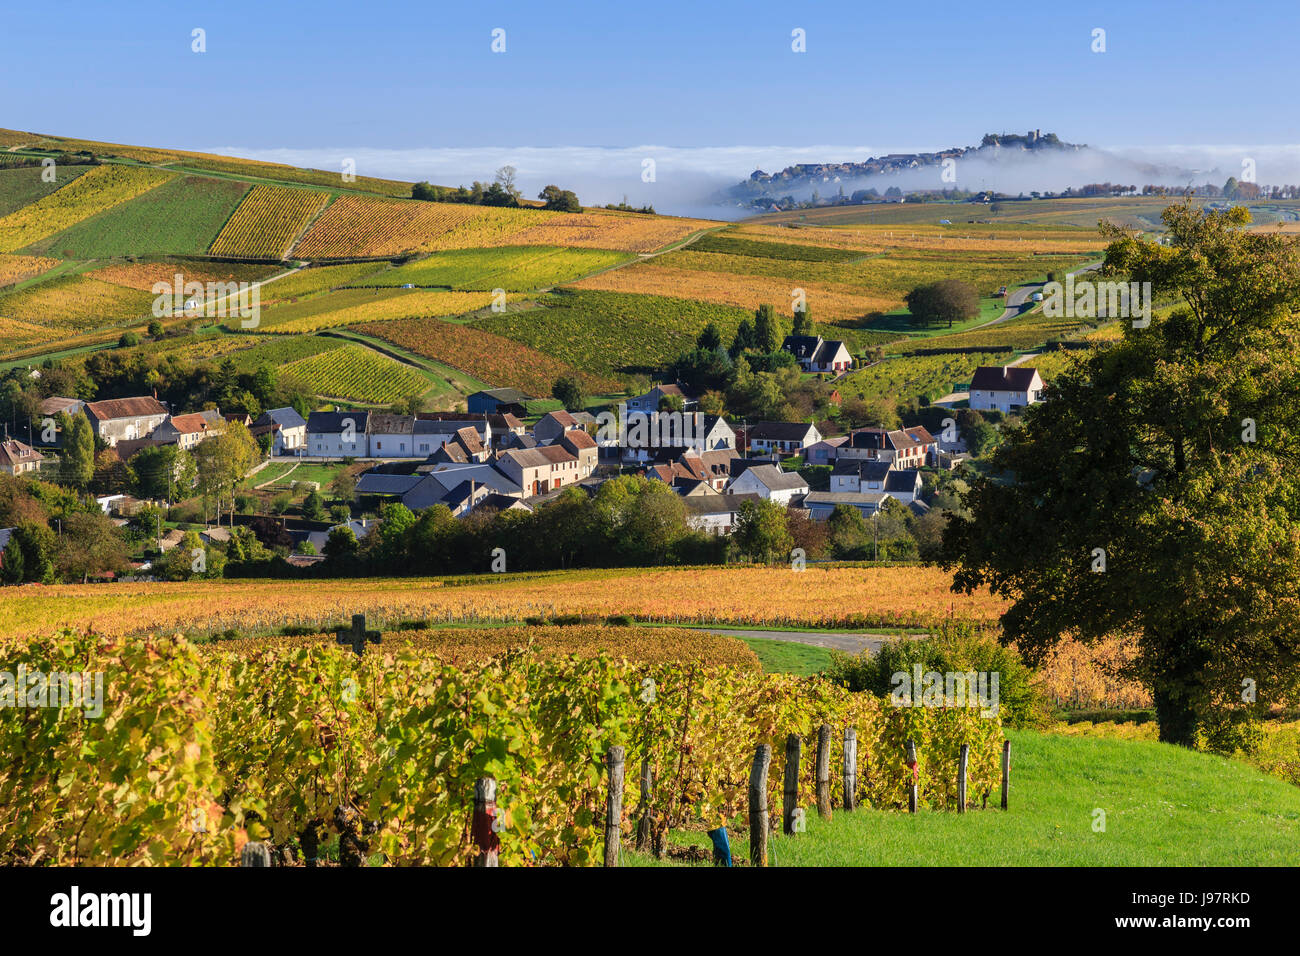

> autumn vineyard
[0,627,1002,866]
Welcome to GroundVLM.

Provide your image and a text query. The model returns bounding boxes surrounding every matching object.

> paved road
[703,627,907,655]
[980,260,1104,327]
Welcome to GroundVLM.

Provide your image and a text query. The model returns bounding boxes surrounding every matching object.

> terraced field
[0,164,172,252]
[355,315,622,395]
[24,174,250,257]
[283,342,430,403]
[357,246,632,291]
[208,184,328,258]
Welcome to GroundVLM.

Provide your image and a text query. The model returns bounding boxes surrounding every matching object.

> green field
[219,332,346,371]
[259,262,394,304]
[0,165,91,218]
[839,350,1015,404]
[687,233,866,262]
[283,341,431,403]
[478,289,751,376]
[628,728,1300,866]
[357,246,634,291]
[24,174,250,257]
[886,309,1096,354]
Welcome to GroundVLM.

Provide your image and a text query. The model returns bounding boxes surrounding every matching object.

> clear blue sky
[2,0,1294,151]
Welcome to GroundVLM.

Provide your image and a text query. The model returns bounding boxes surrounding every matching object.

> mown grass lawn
[736,636,834,676]
[625,729,1300,866]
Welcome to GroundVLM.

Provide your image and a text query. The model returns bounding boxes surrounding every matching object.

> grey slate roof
[257,407,307,430]
[355,472,423,496]
[740,464,808,492]
[306,410,369,434]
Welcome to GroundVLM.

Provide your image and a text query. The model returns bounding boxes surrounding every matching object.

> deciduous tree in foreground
[941,203,1300,748]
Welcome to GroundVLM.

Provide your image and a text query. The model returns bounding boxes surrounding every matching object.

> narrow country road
[702,627,908,655]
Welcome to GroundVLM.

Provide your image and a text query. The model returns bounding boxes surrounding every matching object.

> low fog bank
[202,143,1300,218]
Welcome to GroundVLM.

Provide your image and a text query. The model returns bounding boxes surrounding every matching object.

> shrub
[824,621,1048,729]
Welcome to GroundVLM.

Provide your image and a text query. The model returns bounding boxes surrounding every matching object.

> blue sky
[2,0,1295,152]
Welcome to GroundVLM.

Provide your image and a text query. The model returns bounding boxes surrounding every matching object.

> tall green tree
[940,203,1300,749]
[733,499,792,564]
[60,415,95,489]
[753,304,782,353]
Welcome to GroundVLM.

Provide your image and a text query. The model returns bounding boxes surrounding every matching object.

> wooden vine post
[782,733,801,835]
[905,739,918,813]
[842,727,857,811]
[748,744,771,867]
[957,743,969,814]
[604,745,625,867]
[472,777,500,867]
[1001,739,1011,810]
[239,842,271,867]
[815,723,833,820]
[635,759,654,852]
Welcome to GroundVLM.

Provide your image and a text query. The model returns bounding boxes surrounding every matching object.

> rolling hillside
[0,129,1120,409]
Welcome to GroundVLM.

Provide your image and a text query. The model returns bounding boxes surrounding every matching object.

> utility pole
[874,510,878,563]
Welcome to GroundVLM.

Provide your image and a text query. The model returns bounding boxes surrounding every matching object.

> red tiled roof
[84,396,167,421]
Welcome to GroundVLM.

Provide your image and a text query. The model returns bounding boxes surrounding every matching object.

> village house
[420,411,524,438]
[747,421,823,458]
[535,409,584,444]
[725,463,809,505]
[367,414,418,458]
[0,438,43,476]
[682,492,762,535]
[497,445,587,496]
[151,409,224,450]
[969,365,1044,413]
[834,426,937,469]
[414,419,492,459]
[804,435,847,465]
[781,335,853,374]
[830,459,923,503]
[620,411,736,464]
[558,429,599,474]
[625,383,698,414]
[251,407,308,455]
[83,396,169,447]
[38,396,85,419]
[306,410,369,458]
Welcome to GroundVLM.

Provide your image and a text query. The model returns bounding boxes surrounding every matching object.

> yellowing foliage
[88,260,281,291]
[0,566,1007,642]
[484,210,713,253]
[0,164,172,252]
[0,275,154,331]
[214,625,761,669]
[0,253,58,288]
[291,196,510,258]
[208,185,328,258]
[569,262,897,320]
[256,288,495,333]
